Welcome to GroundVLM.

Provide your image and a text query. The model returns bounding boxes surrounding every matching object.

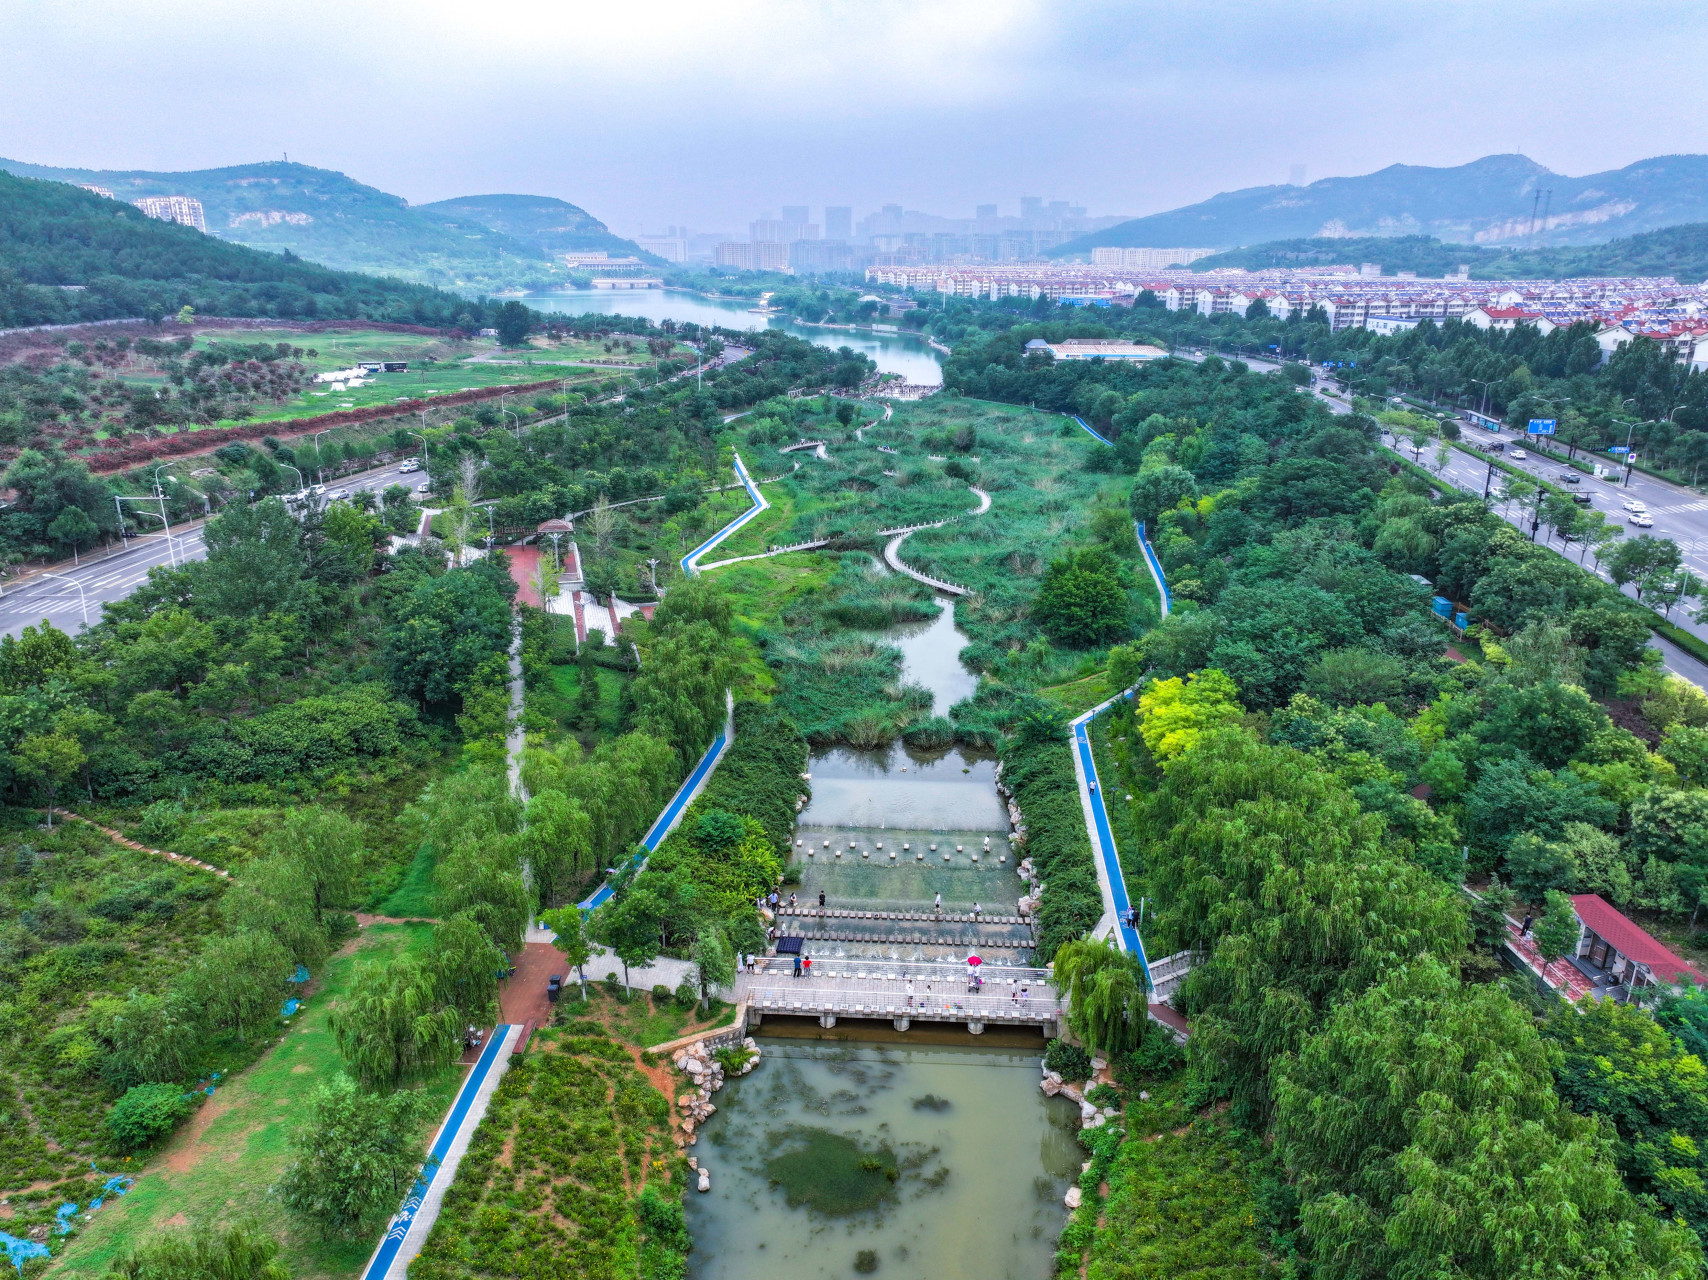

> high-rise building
[975,204,997,221]
[781,205,809,227]
[716,242,791,272]
[635,235,688,263]
[824,206,852,240]
[790,240,854,274]
[1020,196,1044,223]
[132,196,206,232]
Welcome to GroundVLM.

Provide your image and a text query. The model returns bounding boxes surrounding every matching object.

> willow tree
[106,1223,291,1280]
[1054,936,1148,1055]
[331,957,460,1090]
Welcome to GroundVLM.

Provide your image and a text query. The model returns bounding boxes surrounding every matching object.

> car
[1623,498,1647,512]
[1558,473,1581,484]
[399,459,420,474]
[330,487,349,500]
[417,481,431,493]
[1630,513,1655,527]
[311,484,327,495]
[1509,449,1528,460]
[1570,492,1593,506]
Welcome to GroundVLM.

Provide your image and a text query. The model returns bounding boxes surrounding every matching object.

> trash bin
[547,974,563,1004]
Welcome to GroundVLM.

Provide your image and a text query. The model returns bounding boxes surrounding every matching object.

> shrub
[673,980,698,1009]
[136,800,187,845]
[651,984,672,1003]
[107,1082,194,1151]
[1045,1039,1093,1082]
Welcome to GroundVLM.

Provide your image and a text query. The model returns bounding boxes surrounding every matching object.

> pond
[687,1040,1080,1280]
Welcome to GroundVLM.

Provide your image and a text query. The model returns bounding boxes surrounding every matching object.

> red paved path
[506,545,544,606]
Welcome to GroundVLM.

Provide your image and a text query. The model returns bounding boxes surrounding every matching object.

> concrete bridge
[738,958,1058,1036]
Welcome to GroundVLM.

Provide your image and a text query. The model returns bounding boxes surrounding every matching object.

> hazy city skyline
[2,0,1705,236]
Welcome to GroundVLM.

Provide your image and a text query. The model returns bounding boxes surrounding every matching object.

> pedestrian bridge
[738,958,1059,1035]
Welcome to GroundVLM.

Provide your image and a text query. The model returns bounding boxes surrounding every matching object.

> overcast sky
[2,0,1704,236]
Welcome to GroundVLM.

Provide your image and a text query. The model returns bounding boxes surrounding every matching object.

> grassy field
[54,924,459,1280]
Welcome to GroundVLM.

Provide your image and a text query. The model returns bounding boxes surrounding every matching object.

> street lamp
[40,572,89,626]
[279,462,303,493]
[502,409,520,438]
[646,557,660,596]
[407,430,429,483]
[312,430,331,483]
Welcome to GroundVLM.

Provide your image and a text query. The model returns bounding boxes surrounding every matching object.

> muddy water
[686,1040,1081,1280]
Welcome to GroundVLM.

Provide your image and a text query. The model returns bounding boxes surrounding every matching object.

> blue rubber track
[577,726,730,912]
[360,1025,517,1280]
[1070,415,1114,446]
[1070,694,1153,990]
[680,452,767,576]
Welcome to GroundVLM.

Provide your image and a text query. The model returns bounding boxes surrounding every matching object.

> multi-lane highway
[0,456,425,639]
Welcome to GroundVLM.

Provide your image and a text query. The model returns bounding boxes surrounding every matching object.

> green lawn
[566,987,737,1050]
[54,924,459,1280]
[705,484,817,561]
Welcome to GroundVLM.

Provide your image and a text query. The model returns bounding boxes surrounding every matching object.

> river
[524,287,943,385]
[687,597,1077,1280]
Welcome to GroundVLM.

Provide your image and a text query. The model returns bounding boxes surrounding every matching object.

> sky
[2,0,1705,237]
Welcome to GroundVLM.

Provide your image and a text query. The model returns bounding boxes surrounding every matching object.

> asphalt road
[0,456,424,639]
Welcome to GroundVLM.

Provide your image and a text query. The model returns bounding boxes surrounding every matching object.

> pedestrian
[818,889,826,908]
[803,956,812,978]
[790,892,797,908]
[1521,914,1533,937]
[972,901,981,918]
[934,892,942,913]
[793,953,802,978]
[983,835,991,852]
[906,980,914,1007]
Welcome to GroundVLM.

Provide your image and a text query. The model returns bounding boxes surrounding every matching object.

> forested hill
[0,170,503,330]
[417,194,654,263]
[1053,152,1708,253]
[1187,225,1708,283]
[0,158,596,292]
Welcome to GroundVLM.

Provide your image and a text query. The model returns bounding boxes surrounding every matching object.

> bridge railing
[740,975,1059,1022]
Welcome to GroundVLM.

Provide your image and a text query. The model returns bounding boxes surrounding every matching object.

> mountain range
[0,158,649,293]
[1054,153,1708,255]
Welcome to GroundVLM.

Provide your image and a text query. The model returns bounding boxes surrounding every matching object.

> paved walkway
[680,453,766,576]
[358,1025,522,1280]
[505,621,526,800]
[51,808,229,877]
[880,486,988,595]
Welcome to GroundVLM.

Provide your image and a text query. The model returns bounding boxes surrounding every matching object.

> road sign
[1609,445,1629,454]
[1528,418,1556,435]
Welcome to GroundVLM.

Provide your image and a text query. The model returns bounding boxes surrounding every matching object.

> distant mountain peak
[1053,153,1708,255]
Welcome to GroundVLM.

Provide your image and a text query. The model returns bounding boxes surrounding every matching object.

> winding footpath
[880,486,990,595]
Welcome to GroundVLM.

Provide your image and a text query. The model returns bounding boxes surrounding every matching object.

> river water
[687,599,1077,1280]
[524,287,944,385]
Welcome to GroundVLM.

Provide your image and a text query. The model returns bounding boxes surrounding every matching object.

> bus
[1462,410,1502,433]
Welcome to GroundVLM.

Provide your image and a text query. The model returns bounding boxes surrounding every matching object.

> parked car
[1509,449,1528,460]
[1557,473,1581,484]
[1570,492,1593,506]
[547,974,563,1004]
[1629,513,1656,527]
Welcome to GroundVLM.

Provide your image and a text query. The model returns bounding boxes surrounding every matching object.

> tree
[1135,667,1243,763]
[48,504,99,559]
[517,789,595,908]
[223,854,332,967]
[276,1075,437,1237]
[1053,936,1147,1054]
[1608,535,1682,599]
[107,1082,195,1151]
[262,806,361,930]
[1127,465,1198,532]
[690,927,734,1009]
[1302,646,1405,706]
[13,730,84,827]
[591,888,664,988]
[1032,548,1128,648]
[202,497,304,616]
[494,301,532,347]
[1272,958,1700,1279]
[540,906,593,997]
[105,1223,291,1280]
[1533,888,1581,963]
[330,957,461,1089]
[425,912,505,1024]
[182,931,290,1043]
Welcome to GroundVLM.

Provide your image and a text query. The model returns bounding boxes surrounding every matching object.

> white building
[132,196,206,232]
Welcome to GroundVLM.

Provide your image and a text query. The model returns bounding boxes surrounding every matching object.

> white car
[1623,498,1647,512]
[311,484,327,496]
[1629,513,1655,527]
[1509,449,1528,461]
[417,481,431,493]
[330,488,349,500]
[399,460,420,474]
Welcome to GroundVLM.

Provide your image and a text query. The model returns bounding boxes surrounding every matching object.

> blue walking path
[1069,696,1152,989]
[681,451,766,576]
[1069,414,1114,446]
[359,1023,522,1280]
[577,692,735,912]
[1136,521,1171,618]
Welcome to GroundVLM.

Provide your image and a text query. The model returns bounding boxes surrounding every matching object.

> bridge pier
[819,1013,837,1029]
[892,1017,910,1032]
[967,1020,984,1035]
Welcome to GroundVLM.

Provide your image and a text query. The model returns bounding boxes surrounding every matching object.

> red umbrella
[966,954,982,966]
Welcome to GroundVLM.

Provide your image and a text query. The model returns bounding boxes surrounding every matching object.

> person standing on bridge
[934,892,942,914]
[972,901,981,919]
[818,889,826,912]
[802,956,812,978]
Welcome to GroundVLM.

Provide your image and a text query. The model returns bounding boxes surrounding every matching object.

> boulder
[1064,1186,1082,1209]
[1039,1077,1062,1097]
[1090,1057,1107,1072]
[697,1168,711,1193]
